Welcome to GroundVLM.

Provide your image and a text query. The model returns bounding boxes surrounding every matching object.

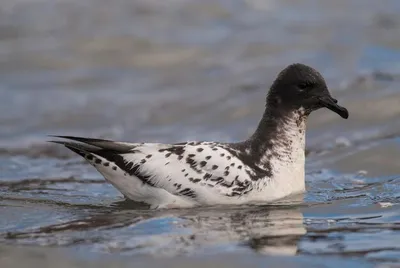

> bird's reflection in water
[4,195,306,256]
[246,208,306,256]
[170,194,306,256]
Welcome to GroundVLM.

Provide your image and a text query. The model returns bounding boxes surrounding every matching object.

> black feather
[49,135,135,152]
[48,140,99,153]
[50,137,157,187]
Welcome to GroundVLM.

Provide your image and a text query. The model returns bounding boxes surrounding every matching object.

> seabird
[51,63,349,209]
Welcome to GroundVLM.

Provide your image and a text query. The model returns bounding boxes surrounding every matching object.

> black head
[267,63,349,119]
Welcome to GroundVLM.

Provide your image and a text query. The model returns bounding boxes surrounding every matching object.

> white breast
[253,113,306,202]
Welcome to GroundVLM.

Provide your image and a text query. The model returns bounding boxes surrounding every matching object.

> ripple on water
[1,162,400,263]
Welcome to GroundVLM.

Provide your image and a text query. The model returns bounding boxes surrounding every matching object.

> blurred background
[1,0,400,267]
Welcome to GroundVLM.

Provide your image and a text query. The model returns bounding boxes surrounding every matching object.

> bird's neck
[248,105,307,169]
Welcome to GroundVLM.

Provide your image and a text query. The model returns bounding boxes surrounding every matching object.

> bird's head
[267,63,349,119]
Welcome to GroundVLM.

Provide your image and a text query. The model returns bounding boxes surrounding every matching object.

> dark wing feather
[49,135,136,152]
[49,140,101,155]
[49,137,140,172]
[50,137,158,188]
[51,137,256,199]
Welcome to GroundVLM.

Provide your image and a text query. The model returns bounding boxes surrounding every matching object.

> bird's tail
[48,135,138,163]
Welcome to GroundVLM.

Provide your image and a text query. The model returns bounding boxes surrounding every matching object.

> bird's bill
[318,96,349,119]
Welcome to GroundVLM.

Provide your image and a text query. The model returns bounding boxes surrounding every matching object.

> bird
[50,63,349,209]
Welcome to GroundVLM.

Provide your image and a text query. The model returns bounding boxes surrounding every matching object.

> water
[1,0,400,266]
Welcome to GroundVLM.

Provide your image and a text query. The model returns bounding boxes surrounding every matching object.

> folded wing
[51,136,255,203]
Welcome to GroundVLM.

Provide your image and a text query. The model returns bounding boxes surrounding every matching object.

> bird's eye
[298,82,313,90]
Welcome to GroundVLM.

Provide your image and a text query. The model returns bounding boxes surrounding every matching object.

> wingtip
[47,135,73,139]
[48,140,88,156]
[46,135,113,144]
[47,140,65,145]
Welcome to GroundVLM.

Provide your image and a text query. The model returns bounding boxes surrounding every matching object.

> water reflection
[3,197,306,256]
[1,172,400,261]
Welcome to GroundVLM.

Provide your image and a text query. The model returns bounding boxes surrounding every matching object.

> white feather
[120,143,253,205]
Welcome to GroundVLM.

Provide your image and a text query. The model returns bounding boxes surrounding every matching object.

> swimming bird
[51,63,349,209]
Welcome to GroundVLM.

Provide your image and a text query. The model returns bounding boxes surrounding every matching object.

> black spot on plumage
[212,165,218,170]
[234,179,245,188]
[146,154,152,159]
[159,149,166,153]
[165,153,172,158]
[203,173,212,180]
[229,180,253,196]
[140,159,146,164]
[210,177,224,183]
[224,171,230,176]
[185,173,189,177]
[226,156,231,160]
[112,166,117,171]
[178,188,196,198]
[124,161,134,171]
[181,169,186,172]
[212,148,218,151]
[188,154,195,158]
[238,165,242,169]
[165,162,170,166]
[190,178,201,183]
[197,148,204,152]
[95,158,102,164]
[205,156,211,160]
[186,157,196,166]
[103,162,110,167]
[225,166,230,170]
[230,163,235,167]
[186,156,202,174]
[178,155,184,160]
[165,146,185,155]
[86,155,93,160]
[200,161,207,167]
[221,180,234,187]
[220,153,225,157]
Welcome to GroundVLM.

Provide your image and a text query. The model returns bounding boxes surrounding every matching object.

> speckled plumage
[51,63,349,209]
